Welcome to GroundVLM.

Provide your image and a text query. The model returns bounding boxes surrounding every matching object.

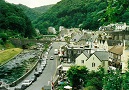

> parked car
[41,63,46,67]
[45,56,48,60]
[38,68,42,74]
[34,71,40,77]
[30,75,37,82]
[42,60,46,65]
[40,65,44,70]
[14,86,22,90]
[21,80,32,87]
[50,56,54,60]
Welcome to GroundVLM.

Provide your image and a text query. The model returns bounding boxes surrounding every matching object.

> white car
[50,56,54,60]
[21,80,32,87]
[38,68,42,74]
[41,63,46,67]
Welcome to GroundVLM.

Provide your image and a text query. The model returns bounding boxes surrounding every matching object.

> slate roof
[83,51,90,58]
[94,51,109,61]
[108,46,123,55]
[70,34,83,42]
[107,40,121,46]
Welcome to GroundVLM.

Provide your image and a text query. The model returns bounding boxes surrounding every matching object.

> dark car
[34,71,40,77]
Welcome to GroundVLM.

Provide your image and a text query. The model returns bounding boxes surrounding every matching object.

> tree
[122,71,129,90]
[0,1,37,38]
[66,65,89,89]
[85,67,104,90]
[103,70,122,90]
[0,33,8,43]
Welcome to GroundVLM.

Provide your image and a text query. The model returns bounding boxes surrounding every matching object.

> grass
[0,48,23,65]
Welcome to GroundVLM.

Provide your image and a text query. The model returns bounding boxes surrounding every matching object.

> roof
[94,51,109,61]
[108,46,123,55]
[107,40,121,46]
[80,33,91,40]
[83,51,90,58]
[70,34,83,42]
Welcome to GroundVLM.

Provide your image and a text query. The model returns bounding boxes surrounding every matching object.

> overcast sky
[5,0,61,8]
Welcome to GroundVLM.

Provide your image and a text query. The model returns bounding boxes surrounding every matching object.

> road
[11,42,66,90]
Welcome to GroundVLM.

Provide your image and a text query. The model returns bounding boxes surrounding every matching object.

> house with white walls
[75,51,109,72]
[48,27,57,34]
[115,23,126,31]
[75,51,90,66]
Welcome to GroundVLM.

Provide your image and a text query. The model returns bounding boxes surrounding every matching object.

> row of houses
[47,22,129,36]
[58,27,129,73]
[99,22,129,31]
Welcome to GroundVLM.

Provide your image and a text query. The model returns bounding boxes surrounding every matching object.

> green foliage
[0,0,37,38]
[84,86,97,90]
[66,65,89,88]
[32,4,54,14]
[0,33,8,43]
[17,4,41,21]
[33,0,107,34]
[85,68,104,90]
[122,71,129,90]
[32,0,129,33]
[103,70,122,90]
[99,0,129,25]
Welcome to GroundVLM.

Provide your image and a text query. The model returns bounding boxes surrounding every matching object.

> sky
[5,0,61,8]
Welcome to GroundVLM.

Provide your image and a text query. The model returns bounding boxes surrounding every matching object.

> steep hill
[33,0,129,34]
[17,4,40,21]
[17,4,54,21]
[33,0,108,34]
[0,0,37,39]
[32,4,54,14]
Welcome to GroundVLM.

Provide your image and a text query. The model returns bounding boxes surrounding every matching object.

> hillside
[33,0,129,34]
[17,4,54,21]
[0,0,37,41]
[33,0,107,34]
[32,4,54,14]
[17,4,40,21]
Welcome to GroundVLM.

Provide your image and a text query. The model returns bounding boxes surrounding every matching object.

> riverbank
[0,48,23,66]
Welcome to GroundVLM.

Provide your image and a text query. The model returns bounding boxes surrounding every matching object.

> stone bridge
[9,38,51,47]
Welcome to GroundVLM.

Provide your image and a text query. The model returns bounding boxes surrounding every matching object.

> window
[93,57,94,60]
[81,60,84,64]
[102,61,105,66]
[78,50,81,54]
[92,62,95,67]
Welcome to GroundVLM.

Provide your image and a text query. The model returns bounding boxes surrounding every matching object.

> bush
[84,86,97,90]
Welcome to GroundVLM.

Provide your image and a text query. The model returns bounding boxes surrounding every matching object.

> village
[48,22,129,76]
[47,23,129,90]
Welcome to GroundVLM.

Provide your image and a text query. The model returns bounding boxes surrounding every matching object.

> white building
[48,27,57,34]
